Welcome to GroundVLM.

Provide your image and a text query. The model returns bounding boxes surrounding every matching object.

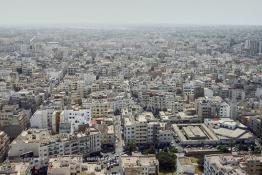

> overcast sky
[0,0,261,26]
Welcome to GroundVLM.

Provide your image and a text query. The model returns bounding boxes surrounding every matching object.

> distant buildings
[1,25,262,174]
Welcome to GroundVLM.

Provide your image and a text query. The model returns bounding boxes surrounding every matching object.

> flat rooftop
[121,155,158,168]
[177,157,193,166]
[205,154,262,175]
[172,123,219,143]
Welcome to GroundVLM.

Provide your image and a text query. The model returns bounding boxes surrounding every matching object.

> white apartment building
[8,128,101,167]
[219,101,230,118]
[51,109,91,134]
[30,109,54,129]
[195,96,223,119]
[124,113,172,145]
[124,117,136,143]
[158,129,173,144]
[139,91,175,112]
[230,88,245,102]
[59,109,91,134]
[183,82,195,96]
[112,95,131,112]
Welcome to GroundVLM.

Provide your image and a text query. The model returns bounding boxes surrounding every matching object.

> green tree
[157,150,176,172]
[236,144,249,151]
[143,145,155,154]
[217,145,230,153]
[169,147,178,154]
[127,141,137,155]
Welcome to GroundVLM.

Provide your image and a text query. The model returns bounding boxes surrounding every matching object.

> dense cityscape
[0,25,261,175]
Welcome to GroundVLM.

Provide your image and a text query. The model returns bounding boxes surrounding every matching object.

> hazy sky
[0,0,261,25]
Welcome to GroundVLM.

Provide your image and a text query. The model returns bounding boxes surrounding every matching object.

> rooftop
[121,154,159,168]
[205,154,262,175]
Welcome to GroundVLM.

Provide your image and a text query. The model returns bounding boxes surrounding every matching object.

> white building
[30,109,54,129]
[204,88,213,98]
[219,102,230,118]
[8,128,101,167]
[60,109,91,134]
[124,112,172,145]
[158,130,173,144]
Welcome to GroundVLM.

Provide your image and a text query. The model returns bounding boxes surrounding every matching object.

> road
[114,115,124,155]
[105,115,124,175]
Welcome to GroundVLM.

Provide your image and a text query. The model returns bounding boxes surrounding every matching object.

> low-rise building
[176,156,195,175]
[8,128,101,167]
[204,154,262,175]
[0,161,31,175]
[120,154,159,175]
[204,118,255,144]
[47,155,105,175]
[172,123,219,146]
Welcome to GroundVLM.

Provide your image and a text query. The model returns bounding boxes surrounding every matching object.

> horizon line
[0,22,262,28]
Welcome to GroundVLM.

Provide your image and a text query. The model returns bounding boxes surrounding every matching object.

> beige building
[8,128,101,167]
[0,104,29,139]
[124,113,160,145]
[91,99,110,118]
[96,124,115,146]
[47,155,105,175]
[204,154,262,175]
[176,156,195,175]
[121,154,159,175]
[0,161,31,175]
